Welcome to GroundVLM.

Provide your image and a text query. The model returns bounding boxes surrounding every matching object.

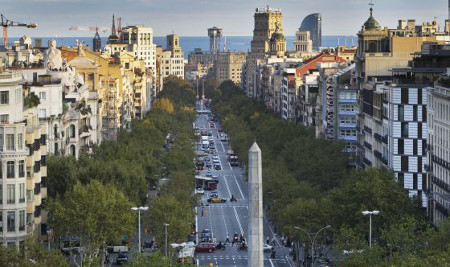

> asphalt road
[195,101,293,267]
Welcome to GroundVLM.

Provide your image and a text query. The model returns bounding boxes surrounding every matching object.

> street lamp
[164,223,170,258]
[294,225,331,267]
[362,210,379,248]
[131,206,149,253]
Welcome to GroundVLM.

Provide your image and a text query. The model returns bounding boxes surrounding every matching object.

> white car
[195,188,205,195]
[263,244,273,253]
[212,155,219,160]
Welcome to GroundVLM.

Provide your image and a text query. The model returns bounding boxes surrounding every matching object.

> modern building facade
[299,13,322,51]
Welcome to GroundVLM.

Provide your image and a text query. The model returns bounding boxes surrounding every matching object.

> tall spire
[111,14,116,36]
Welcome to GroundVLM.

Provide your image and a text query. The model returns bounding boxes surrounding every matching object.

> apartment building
[215,52,246,84]
[160,34,185,79]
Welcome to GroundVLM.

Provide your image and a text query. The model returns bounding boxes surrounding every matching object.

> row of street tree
[210,80,450,266]
[0,76,197,266]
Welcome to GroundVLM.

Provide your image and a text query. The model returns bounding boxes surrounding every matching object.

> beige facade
[250,6,283,57]
[294,31,313,53]
[160,34,185,80]
[215,52,246,84]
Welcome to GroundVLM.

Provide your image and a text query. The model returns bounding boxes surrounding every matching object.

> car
[204,157,211,162]
[212,155,219,160]
[208,131,213,136]
[263,244,273,253]
[205,170,212,177]
[195,242,216,252]
[116,253,128,265]
[209,145,216,150]
[218,128,223,132]
[212,159,220,164]
[200,229,213,241]
[207,197,227,203]
[214,164,221,170]
[195,188,205,195]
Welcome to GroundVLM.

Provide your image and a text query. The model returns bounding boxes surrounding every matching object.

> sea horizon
[8,35,359,58]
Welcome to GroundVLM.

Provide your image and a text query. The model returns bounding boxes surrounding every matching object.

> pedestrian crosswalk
[196,254,287,262]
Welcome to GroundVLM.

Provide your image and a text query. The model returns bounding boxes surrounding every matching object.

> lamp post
[164,223,170,257]
[294,225,331,267]
[362,210,379,248]
[131,206,149,253]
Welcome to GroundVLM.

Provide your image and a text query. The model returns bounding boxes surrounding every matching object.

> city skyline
[2,0,449,37]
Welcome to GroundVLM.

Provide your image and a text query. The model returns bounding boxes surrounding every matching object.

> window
[0,114,8,123]
[0,91,9,104]
[0,184,2,204]
[38,92,46,100]
[19,184,25,203]
[401,123,408,138]
[70,145,76,157]
[17,133,23,150]
[398,105,404,121]
[6,134,14,150]
[0,213,2,232]
[401,156,409,172]
[7,184,15,204]
[69,124,76,138]
[0,163,2,179]
[38,109,46,118]
[7,161,14,178]
[19,211,25,231]
[18,160,24,177]
[401,88,409,104]
[398,139,404,154]
[7,211,15,232]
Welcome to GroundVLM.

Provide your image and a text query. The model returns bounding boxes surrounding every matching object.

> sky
[2,0,449,37]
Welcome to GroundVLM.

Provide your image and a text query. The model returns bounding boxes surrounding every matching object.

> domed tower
[270,22,286,57]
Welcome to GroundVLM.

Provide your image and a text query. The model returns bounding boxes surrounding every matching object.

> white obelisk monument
[248,142,263,267]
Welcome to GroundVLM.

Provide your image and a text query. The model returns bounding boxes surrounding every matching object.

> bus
[195,176,219,190]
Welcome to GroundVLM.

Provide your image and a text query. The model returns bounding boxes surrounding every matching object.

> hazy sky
[3,0,449,37]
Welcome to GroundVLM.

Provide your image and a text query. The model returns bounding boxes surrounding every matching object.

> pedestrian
[225,235,230,244]
[266,236,270,245]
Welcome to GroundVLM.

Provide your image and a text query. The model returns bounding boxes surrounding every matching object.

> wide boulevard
[195,101,293,267]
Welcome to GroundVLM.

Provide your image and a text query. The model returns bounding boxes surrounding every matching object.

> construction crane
[0,14,37,47]
[69,26,110,33]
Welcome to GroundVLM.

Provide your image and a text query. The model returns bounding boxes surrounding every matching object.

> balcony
[364,141,372,150]
[363,126,372,134]
[363,157,372,166]
[432,176,450,193]
[432,155,450,170]
[34,183,41,195]
[374,133,384,143]
[34,205,41,218]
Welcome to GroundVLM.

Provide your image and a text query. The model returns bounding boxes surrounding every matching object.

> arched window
[53,124,58,138]
[70,145,76,157]
[69,125,76,138]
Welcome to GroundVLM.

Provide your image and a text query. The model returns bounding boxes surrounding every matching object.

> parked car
[195,242,216,252]
[116,253,128,265]
[214,164,221,170]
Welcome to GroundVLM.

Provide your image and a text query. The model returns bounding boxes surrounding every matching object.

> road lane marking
[232,206,244,235]
[233,175,245,200]
[269,259,275,267]
[223,175,232,198]
[220,206,229,239]
[286,255,294,267]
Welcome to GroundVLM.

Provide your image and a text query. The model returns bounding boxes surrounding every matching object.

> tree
[47,155,78,198]
[153,98,175,114]
[126,251,170,267]
[47,181,135,267]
